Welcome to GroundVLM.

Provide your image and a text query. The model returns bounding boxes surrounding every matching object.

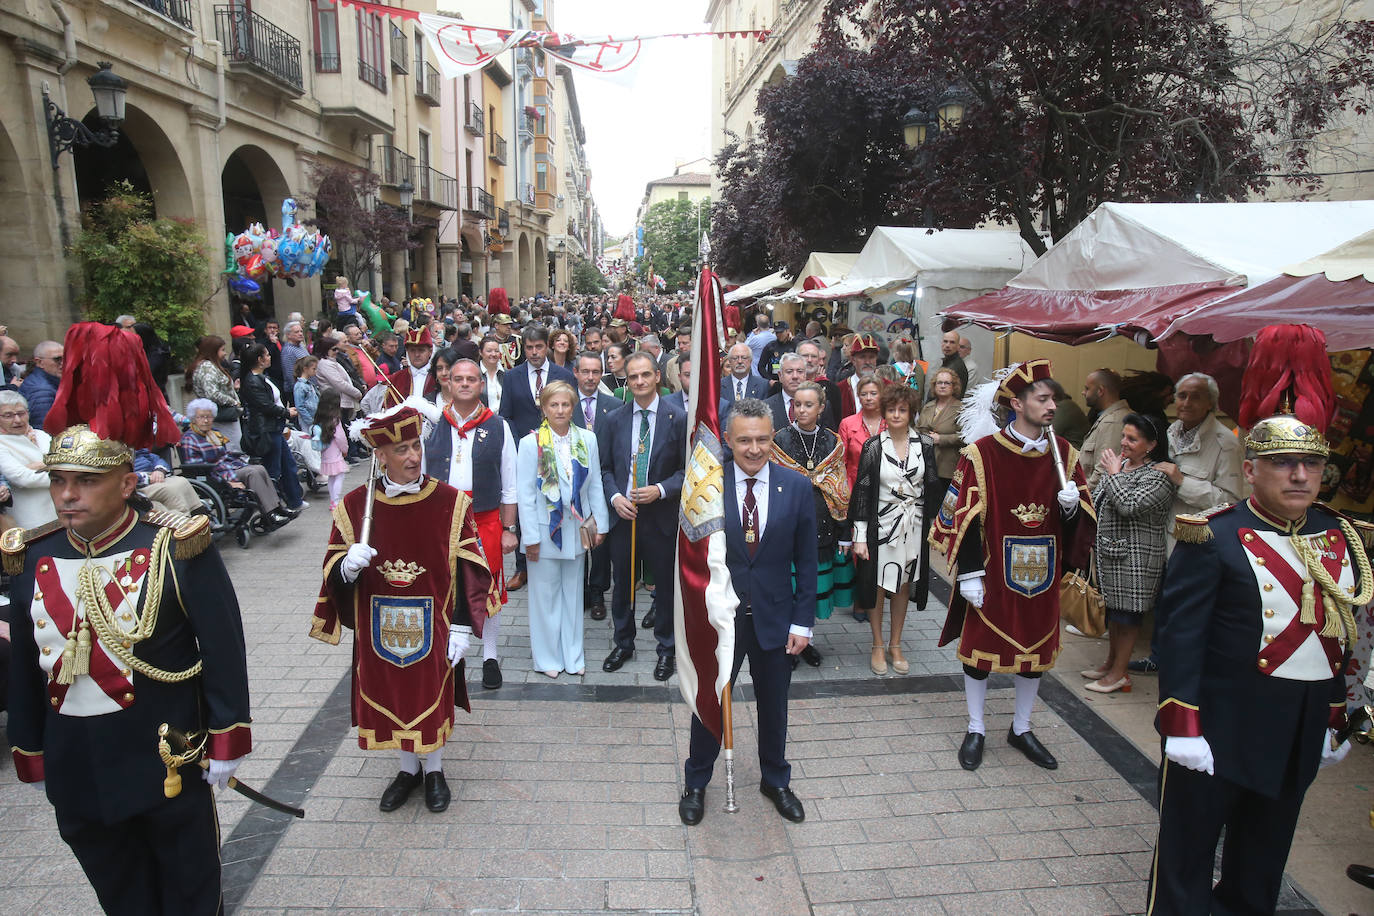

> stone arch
[517,231,533,300]
[222,144,294,320]
[72,103,194,219]
[0,118,62,341]
[460,224,485,298]
[534,235,547,292]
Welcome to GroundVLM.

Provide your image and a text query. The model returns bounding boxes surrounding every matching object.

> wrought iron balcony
[134,0,193,28]
[489,131,507,165]
[390,25,408,74]
[313,51,340,73]
[465,186,496,220]
[417,166,458,209]
[378,145,415,189]
[215,5,303,95]
[359,58,386,92]
[465,102,484,136]
[415,61,441,106]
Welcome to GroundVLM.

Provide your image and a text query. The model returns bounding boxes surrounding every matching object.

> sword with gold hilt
[158,723,305,818]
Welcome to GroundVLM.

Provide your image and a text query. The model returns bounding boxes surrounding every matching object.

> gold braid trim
[81,527,204,684]
[2,521,62,575]
[1289,517,1373,649]
[1173,514,1215,544]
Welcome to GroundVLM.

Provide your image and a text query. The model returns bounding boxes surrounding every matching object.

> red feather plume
[43,323,180,450]
[1237,324,1334,432]
[615,293,635,321]
[488,287,510,315]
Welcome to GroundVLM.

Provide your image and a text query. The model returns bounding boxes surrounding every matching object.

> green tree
[641,197,710,290]
[570,256,606,295]
[71,181,211,363]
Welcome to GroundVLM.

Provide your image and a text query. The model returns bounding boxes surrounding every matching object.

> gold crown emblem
[45,425,134,472]
[1011,503,1049,527]
[1244,414,1330,458]
[378,559,425,587]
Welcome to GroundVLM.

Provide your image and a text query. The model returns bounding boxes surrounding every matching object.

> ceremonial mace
[721,684,739,813]
[158,724,305,817]
[350,345,408,549]
[1047,426,1070,492]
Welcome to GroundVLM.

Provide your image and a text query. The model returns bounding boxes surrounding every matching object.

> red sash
[467,499,507,610]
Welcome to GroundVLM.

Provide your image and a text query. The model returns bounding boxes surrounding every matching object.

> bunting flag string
[329,0,771,79]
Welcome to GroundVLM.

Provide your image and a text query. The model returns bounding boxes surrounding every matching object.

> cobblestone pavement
[0,462,1365,914]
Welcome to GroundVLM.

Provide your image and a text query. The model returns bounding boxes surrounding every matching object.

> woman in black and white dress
[849,384,939,677]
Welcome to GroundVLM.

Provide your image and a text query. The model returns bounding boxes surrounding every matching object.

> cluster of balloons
[223,198,332,297]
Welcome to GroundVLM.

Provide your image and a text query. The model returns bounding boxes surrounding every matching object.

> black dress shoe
[378,770,423,812]
[1348,864,1374,890]
[424,771,451,812]
[590,600,606,621]
[800,644,823,667]
[602,647,633,672]
[482,658,503,690]
[759,781,805,823]
[678,787,705,826]
[641,607,657,629]
[653,655,675,681]
[1007,727,1058,769]
[957,732,985,771]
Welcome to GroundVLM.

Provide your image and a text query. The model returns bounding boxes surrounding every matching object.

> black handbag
[215,403,242,423]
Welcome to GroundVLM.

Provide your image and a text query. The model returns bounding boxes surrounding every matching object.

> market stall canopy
[1164,228,1374,350]
[799,227,1040,301]
[942,201,1374,344]
[759,252,861,302]
[723,269,790,303]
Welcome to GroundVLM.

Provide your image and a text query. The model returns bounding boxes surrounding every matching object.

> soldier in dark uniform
[4,322,252,915]
[1148,410,1368,914]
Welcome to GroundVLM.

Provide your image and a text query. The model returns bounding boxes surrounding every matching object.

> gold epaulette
[1174,503,1235,544]
[1316,501,1374,550]
[1,520,63,575]
[143,509,212,560]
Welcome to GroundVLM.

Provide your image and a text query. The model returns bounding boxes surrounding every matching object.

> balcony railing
[522,183,536,205]
[415,61,441,106]
[465,102,484,136]
[135,0,193,28]
[215,5,304,94]
[359,58,386,92]
[417,166,458,210]
[497,208,510,235]
[489,132,508,165]
[464,186,496,220]
[390,25,408,74]
[313,51,340,73]
[378,145,415,189]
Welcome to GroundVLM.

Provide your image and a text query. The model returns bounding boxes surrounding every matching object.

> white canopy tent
[723,269,791,303]
[758,251,861,302]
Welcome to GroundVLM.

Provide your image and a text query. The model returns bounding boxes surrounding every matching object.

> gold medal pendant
[745,530,756,543]
[807,460,815,471]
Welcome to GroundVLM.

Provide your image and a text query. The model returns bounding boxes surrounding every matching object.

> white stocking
[1013,675,1040,736]
[964,674,988,736]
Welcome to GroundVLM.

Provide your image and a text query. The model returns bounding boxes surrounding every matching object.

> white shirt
[623,395,663,498]
[733,462,812,639]
[443,406,517,503]
[579,391,600,429]
[409,363,429,393]
[526,360,549,400]
[481,366,502,412]
[730,374,749,400]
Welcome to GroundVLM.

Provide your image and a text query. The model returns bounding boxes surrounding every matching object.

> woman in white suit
[517,381,610,677]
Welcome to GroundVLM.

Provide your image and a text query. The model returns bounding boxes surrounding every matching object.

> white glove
[341,543,378,583]
[1164,735,1215,775]
[1320,729,1351,769]
[404,394,443,425]
[959,575,985,609]
[1057,484,1080,513]
[447,624,473,666]
[203,757,243,791]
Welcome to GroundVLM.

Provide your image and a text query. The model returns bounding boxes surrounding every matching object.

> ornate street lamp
[397,178,415,210]
[902,107,934,149]
[44,61,129,170]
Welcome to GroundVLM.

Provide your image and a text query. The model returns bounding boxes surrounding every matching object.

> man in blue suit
[499,325,575,589]
[597,352,686,681]
[572,351,626,621]
[719,342,769,406]
[679,397,817,826]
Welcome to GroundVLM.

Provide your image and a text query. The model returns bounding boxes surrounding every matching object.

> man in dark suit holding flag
[678,397,817,826]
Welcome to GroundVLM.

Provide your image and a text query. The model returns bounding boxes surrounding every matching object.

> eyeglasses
[0,409,28,420]
[42,355,63,365]
[1259,455,1327,472]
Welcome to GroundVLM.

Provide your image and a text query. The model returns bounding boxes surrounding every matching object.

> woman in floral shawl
[771,381,852,669]
[515,381,611,677]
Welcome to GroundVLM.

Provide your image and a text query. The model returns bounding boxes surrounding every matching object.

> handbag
[578,515,599,551]
[1059,552,1106,638]
[215,403,242,423]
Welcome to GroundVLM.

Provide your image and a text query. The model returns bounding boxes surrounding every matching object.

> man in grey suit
[573,351,625,621]
[720,342,768,405]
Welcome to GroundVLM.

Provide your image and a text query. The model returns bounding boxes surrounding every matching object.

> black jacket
[848,432,939,610]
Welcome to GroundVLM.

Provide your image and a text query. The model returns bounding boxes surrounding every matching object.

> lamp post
[44,61,129,170]
[397,178,415,299]
[902,106,939,229]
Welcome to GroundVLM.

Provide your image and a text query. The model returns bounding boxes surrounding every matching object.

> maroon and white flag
[674,268,737,741]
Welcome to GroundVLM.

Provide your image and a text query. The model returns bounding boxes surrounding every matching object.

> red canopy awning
[944,281,1239,345]
[1165,273,1374,351]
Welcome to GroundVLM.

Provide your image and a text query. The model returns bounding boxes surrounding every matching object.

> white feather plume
[958,366,1015,444]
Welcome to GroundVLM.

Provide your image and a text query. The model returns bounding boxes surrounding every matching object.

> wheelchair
[178,463,280,549]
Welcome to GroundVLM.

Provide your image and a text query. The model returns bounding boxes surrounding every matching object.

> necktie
[634,409,650,488]
[787,399,795,423]
[743,478,759,556]
[736,379,744,400]
[584,396,595,429]
[535,367,544,395]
